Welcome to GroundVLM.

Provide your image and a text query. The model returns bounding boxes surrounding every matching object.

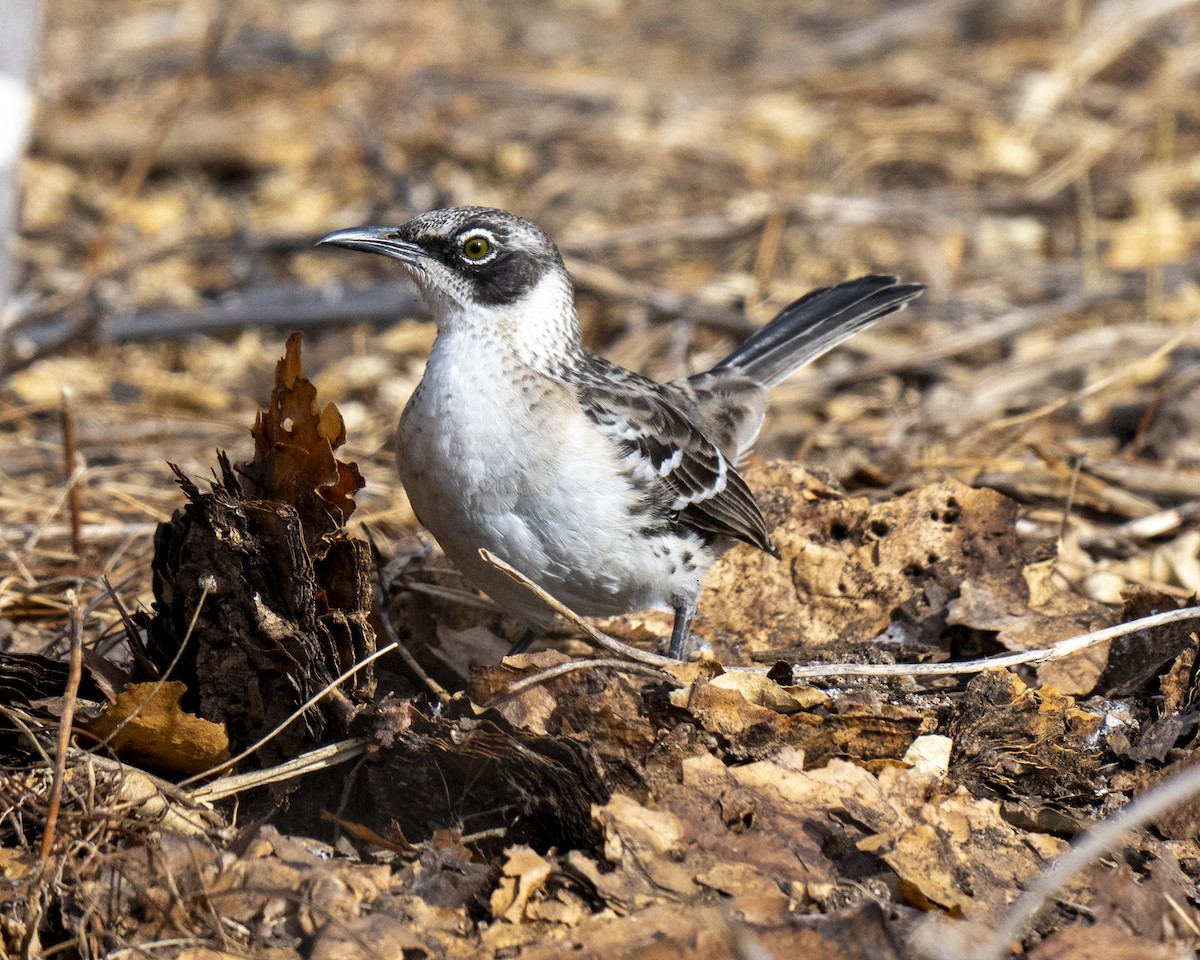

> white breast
[396,327,707,625]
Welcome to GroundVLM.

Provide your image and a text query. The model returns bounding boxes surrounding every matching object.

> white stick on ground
[911,761,1200,960]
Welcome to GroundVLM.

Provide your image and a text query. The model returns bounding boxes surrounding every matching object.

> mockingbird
[319,206,922,659]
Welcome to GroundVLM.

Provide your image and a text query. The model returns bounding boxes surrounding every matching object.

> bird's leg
[507,627,538,657]
[668,599,696,660]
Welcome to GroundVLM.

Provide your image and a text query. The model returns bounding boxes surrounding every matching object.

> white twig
[911,761,1200,960]
[477,553,1200,690]
[789,606,1200,678]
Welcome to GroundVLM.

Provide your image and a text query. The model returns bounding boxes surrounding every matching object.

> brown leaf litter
[5,0,1200,956]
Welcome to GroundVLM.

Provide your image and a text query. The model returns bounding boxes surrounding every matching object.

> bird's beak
[317,226,427,266]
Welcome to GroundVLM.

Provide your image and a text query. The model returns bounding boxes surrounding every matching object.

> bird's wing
[569,360,777,556]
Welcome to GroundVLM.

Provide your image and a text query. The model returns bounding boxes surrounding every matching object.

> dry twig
[177,640,398,787]
[788,606,1200,679]
[489,657,679,704]
[912,759,1200,960]
[479,548,676,669]
[39,588,84,867]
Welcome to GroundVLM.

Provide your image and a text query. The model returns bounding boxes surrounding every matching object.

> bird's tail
[712,275,924,387]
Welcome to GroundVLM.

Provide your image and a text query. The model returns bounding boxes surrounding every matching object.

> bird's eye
[461,235,492,260]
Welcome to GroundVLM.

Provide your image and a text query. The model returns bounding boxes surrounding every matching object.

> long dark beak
[317,226,426,266]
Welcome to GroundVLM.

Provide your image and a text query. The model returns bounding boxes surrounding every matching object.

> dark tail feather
[712,275,924,387]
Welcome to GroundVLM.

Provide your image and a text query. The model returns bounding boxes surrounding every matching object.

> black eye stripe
[407,217,560,305]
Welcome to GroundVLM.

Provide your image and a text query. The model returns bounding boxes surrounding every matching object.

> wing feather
[570,360,776,556]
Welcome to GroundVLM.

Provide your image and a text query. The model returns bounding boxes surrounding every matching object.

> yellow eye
[461,235,491,260]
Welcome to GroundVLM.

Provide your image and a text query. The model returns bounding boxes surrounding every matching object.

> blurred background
[2,0,1200,636]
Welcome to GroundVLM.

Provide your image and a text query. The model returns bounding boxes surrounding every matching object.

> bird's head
[318,207,580,356]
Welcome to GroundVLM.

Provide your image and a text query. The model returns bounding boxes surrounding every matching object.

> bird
[318,206,923,660]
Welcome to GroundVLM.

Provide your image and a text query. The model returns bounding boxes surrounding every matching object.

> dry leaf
[241,331,366,542]
[83,680,229,775]
[491,846,554,922]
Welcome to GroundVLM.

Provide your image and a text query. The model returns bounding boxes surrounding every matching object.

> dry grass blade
[177,641,398,787]
[188,736,373,804]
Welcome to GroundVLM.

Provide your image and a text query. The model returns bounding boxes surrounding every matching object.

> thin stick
[491,657,677,704]
[970,322,1192,440]
[478,549,676,668]
[177,641,398,787]
[188,737,373,804]
[476,553,1200,682]
[364,525,450,703]
[93,582,211,751]
[60,388,84,566]
[787,606,1200,679]
[40,589,85,866]
[914,761,1200,960]
[373,590,449,704]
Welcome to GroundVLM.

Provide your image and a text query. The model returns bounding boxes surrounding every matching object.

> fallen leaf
[83,680,229,775]
[491,846,554,923]
[241,332,366,545]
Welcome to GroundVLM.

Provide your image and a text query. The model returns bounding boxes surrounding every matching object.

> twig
[60,388,84,566]
[478,549,676,668]
[177,640,398,787]
[372,591,450,704]
[912,760,1200,960]
[967,320,1193,441]
[787,606,1200,679]
[365,526,451,703]
[188,737,373,804]
[39,589,85,867]
[479,555,1200,684]
[93,582,211,752]
[489,657,678,704]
